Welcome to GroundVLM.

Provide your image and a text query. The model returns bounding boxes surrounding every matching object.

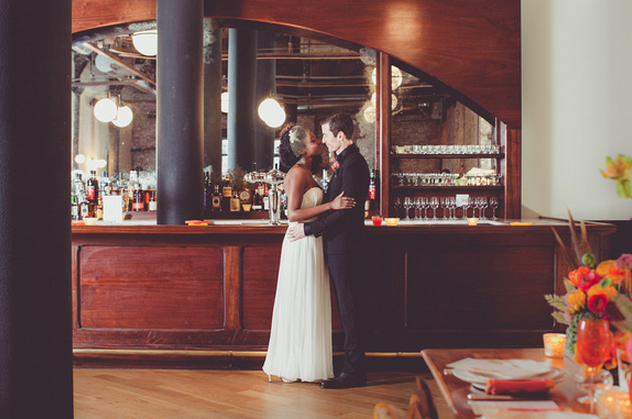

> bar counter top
[72,216,615,235]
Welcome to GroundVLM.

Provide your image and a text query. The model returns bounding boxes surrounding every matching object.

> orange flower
[587,282,617,300]
[566,289,586,313]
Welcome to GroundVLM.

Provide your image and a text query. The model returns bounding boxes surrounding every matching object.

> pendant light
[112,103,134,127]
[131,29,158,57]
[258,97,286,128]
[93,96,118,122]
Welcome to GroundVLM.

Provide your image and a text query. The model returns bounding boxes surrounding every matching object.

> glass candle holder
[543,333,566,358]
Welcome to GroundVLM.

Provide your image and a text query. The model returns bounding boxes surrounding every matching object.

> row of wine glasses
[392,144,500,155]
[392,196,500,221]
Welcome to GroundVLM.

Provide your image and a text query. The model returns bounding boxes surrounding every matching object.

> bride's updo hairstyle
[278,123,310,170]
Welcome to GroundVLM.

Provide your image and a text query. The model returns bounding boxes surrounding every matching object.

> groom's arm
[303,155,368,238]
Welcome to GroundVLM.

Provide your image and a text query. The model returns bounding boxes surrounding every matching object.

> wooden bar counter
[71,217,614,368]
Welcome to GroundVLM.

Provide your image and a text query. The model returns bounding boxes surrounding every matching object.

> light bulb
[74,154,86,164]
[371,65,404,90]
[258,98,286,128]
[112,105,133,127]
[93,97,118,122]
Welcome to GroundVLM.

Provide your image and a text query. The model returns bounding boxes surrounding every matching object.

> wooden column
[0,0,74,416]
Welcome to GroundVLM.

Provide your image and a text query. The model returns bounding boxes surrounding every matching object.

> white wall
[522,0,632,220]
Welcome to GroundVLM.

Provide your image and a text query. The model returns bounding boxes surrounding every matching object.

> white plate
[453,367,568,390]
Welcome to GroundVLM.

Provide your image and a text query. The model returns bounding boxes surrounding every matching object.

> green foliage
[612,294,632,334]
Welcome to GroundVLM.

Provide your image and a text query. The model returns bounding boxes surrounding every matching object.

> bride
[263,123,355,383]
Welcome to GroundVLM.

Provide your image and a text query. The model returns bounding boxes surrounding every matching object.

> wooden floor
[73,369,456,419]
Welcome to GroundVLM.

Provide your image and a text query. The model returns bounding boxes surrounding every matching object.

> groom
[287,112,370,389]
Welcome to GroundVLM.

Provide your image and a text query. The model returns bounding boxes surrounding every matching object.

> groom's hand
[287,223,306,242]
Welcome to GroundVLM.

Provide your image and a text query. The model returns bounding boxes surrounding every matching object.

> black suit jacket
[304,144,369,255]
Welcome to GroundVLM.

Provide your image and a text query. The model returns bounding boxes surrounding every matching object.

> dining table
[421,347,590,419]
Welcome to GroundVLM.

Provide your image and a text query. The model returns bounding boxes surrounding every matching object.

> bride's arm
[284,169,354,223]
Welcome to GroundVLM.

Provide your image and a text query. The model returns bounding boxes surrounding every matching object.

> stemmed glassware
[574,318,614,413]
[439,197,447,220]
[490,197,499,220]
[403,196,413,220]
[448,197,457,220]
[421,197,429,220]
[414,197,422,220]
[479,197,488,220]
[393,196,402,218]
[430,197,439,220]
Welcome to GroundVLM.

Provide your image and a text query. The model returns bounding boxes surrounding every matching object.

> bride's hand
[330,191,355,210]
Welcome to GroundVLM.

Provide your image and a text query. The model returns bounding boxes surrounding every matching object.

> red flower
[602,301,624,321]
[587,293,609,314]
[331,160,340,171]
[569,267,602,292]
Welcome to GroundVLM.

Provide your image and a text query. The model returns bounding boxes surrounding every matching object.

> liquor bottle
[211,185,222,212]
[79,195,90,219]
[73,172,86,198]
[252,184,263,211]
[86,170,99,205]
[95,197,104,219]
[368,169,378,201]
[132,189,144,211]
[203,172,211,216]
[262,183,270,211]
[71,194,80,220]
[221,174,232,212]
[100,171,112,196]
[239,183,253,211]
[128,170,142,211]
[230,191,241,212]
[148,191,157,211]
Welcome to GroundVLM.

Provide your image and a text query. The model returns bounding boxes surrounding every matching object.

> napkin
[447,358,552,380]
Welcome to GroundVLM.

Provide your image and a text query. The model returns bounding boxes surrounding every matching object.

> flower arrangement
[544,213,632,362]
[601,154,632,198]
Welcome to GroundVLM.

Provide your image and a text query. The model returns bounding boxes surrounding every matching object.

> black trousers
[327,252,366,378]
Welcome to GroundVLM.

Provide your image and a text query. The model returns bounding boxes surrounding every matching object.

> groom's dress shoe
[319,373,366,389]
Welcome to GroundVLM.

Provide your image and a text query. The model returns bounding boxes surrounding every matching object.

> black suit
[304,144,369,378]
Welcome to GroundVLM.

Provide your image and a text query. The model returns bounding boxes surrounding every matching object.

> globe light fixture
[74,154,86,164]
[371,65,403,90]
[112,105,134,128]
[93,97,118,122]
[131,29,157,57]
[258,97,286,128]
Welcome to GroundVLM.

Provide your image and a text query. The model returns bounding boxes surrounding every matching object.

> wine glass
[479,197,488,220]
[439,197,447,220]
[403,197,413,220]
[490,197,499,220]
[421,197,429,220]
[393,196,402,218]
[414,197,422,220]
[429,197,439,220]
[575,318,614,413]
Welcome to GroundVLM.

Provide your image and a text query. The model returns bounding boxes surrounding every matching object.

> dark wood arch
[72,0,521,129]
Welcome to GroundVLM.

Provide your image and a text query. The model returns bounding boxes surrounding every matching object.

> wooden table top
[421,348,589,419]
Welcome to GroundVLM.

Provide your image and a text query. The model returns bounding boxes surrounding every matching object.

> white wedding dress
[263,187,334,382]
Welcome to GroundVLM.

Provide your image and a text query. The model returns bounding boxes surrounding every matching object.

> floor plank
[73,369,456,419]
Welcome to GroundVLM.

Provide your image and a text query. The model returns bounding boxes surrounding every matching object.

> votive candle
[543,333,566,358]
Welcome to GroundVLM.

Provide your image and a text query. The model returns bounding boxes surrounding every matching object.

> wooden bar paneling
[71,221,615,366]
[79,245,224,329]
